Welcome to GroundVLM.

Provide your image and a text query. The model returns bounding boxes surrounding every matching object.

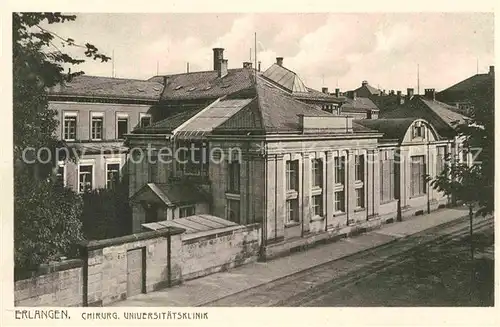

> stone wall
[15,259,83,307]
[177,223,261,281]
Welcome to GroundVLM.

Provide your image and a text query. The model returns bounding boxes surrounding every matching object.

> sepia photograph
[8,10,494,314]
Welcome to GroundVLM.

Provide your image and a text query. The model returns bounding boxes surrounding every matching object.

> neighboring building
[260,57,379,119]
[124,48,457,259]
[352,80,382,97]
[436,65,495,114]
[48,75,163,192]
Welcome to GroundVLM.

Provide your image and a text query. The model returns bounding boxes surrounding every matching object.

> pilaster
[302,153,311,235]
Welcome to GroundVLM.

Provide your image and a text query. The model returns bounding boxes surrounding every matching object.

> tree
[13,13,110,270]
[428,82,494,299]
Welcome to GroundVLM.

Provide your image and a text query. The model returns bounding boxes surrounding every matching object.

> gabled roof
[354,83,382,96]
[48,75,163,101]
[151,68,255,101]
[380,95,468,136]
[437,72,493,95]
[341,97,379,112]
[134,107,204,134]
[261,63,308,93]
[130,182,210,207]
[354,118,416,141]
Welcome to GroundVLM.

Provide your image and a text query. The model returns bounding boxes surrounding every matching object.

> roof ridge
[154,68,245,78]
[72,74,162,83]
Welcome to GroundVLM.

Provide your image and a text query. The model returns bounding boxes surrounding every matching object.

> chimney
[276,57,284,66]
[213,48,224,71]
[424,88,436,101]
[489,65,494,75]
[258,61,262,72]
[243,62,253,69]
[396,90,403,104]
[362,80,368,87]
[322,87,329,94]
[218,59,228,78]
[406,88,414,101]
[335,88,340,97]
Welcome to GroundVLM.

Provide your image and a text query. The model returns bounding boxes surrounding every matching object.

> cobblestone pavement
[204,214,494,307]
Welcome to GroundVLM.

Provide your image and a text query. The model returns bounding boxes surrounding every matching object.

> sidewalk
[111,207,470,307]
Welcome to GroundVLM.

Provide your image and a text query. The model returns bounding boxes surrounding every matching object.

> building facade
[48,76,162,192]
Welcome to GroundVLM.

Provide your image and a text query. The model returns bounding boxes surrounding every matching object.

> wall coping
[83,226,186,251]
[182,223,261,243]
[15,259,84,282]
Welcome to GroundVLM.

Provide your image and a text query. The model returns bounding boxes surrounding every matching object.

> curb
[195,213,471,307]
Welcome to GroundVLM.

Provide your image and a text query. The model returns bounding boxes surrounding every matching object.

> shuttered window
[380,154,395,203]
[410,156,426,197]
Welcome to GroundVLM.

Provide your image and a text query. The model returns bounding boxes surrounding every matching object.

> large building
[124,48,461,259]
[48,76,162,192]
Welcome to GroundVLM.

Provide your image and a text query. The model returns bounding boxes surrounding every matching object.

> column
[301,153,311,235]
[275,154,285,240]
[325,151,334,230]
[265,155,277,241]
[347,150,355,225]
[372,149,380,217]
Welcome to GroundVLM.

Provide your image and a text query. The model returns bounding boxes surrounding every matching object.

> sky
[42,13,494,93]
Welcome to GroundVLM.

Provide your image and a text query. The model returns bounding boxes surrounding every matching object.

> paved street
[112,207,492,307]
[204,214,494,307]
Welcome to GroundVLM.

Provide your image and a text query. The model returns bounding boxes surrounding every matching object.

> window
[56,163,65,187]
[410,156,426,197]
[334,191,345,213]
[148,155,158,182]
[355,155,364,182]
[91,114,103,140]
[312,158,323,188]
[286,199,299,223]
[106,163,120,189]
[179,205,195,218]
[117,117,128,139]
[334,156,346,184]
[380,153,395,203]
[227,199,240,223]
[228,161,240,193]
[436,146,447,175]
[63,113,77,141]
[312,194,323,217]
[356,188,365,209]
[78,165,93,193]
[286,160,299,191]
[144,203,158,223]
[185,146,202,175]
[140,114,152,128]
[413,125,424,138]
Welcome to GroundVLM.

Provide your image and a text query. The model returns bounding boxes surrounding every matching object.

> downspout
[246,139,251,224]
[274,154,278,240]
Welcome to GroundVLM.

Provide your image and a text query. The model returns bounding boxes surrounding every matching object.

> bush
[80,182,132,240]
[14,173,85,271]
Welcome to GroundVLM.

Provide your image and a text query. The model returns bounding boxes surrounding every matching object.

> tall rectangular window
[355,155,364,182]
[79,165,93,193]
[227,199,240,223]
[410,156,426,197]
[312,194,323,217]
[140,113,152,128]
[380,153,395,203]
[228,161,240,193]
[334,156,345,184]
[334,191,345,213]
[117,117,128,139]
[106,163,120,189]
[356,188,365,209]
[148,156,158,182]
[179,205,195,218]
[286,160,299,191]
[286,198,299,223]
[63,113,77,141]
[91,114,103,140]
[56,162,65,187]
[312,158,323,188]
[436,146,447,175]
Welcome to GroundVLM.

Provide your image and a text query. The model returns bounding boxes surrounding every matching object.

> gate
[126,247,145,297]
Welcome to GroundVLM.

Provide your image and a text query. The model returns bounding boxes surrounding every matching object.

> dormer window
[413,122,424,138]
